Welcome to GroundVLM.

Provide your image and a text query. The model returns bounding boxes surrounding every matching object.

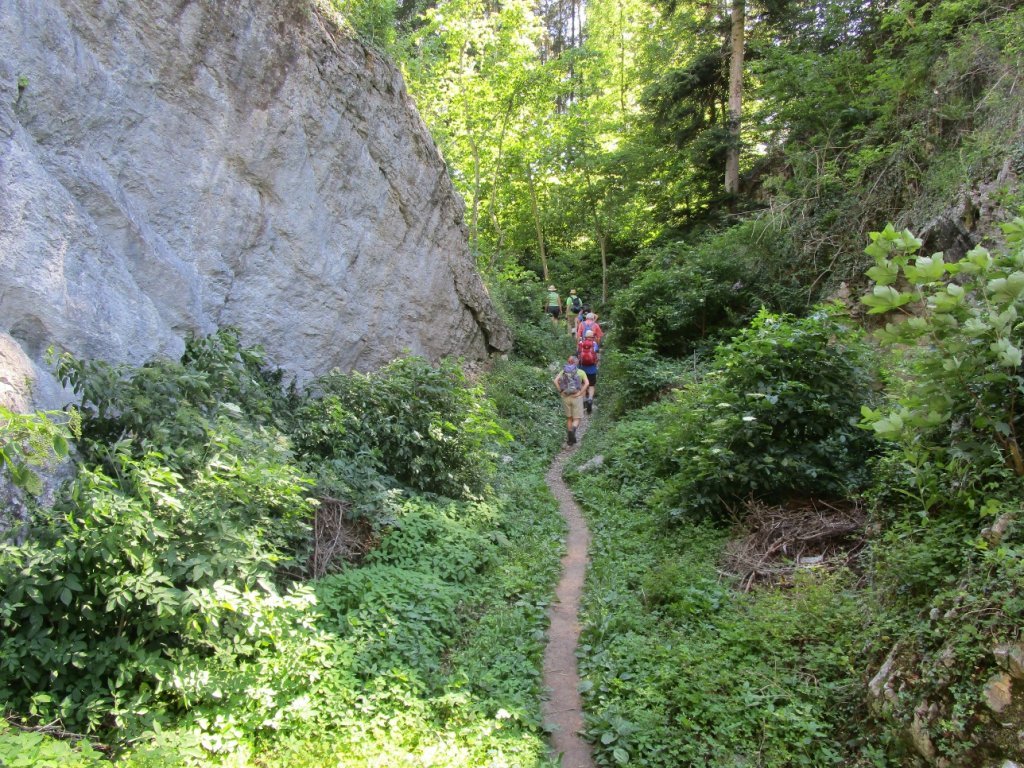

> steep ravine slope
[0,0,510,409]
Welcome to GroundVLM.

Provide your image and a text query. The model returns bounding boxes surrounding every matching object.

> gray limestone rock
[0,0,510,409]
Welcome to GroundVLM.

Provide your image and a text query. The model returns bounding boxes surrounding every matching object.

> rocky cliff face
[0,0,511,410]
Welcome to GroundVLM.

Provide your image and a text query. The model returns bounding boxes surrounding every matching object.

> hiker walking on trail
[554,356,589,445]
[566,289,583,335]
[576,312,604,344]
[544,285,562,326]
[577,329,600,415]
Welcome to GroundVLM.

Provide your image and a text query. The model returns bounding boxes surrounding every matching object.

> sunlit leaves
[0,407,78,497]
[859,218,1024,477]
[862,284,914,314]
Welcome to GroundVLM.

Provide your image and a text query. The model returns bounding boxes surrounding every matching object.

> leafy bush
[0,722,106,767]
[860,220,1024,506]
[1,332,318,735]
[54,329,287,473]
[612,223,810,358]
[295,356,510,500]
[0,437,315,733]
[329,0,397,49]
[0,407,77,496]
[597,347,692,417]
[646,306,879,521]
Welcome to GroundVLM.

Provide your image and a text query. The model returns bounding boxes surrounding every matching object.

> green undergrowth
[567,416,878,767]
[563,219,1024,765]
[0,335,567,766]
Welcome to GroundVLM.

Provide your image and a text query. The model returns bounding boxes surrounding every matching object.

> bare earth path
[542,419,596,768]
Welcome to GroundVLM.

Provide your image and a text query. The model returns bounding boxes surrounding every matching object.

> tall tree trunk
[525,164,549,281]
[619,3,627,114]
[581,164,608,306]
[725,0,744,198]
[486,95,520,272]
[467,130,482,258]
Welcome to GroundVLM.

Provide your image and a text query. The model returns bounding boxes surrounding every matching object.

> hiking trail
[542,418,596,768]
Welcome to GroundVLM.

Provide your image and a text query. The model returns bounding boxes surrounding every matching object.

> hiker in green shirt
[545,285,562,326]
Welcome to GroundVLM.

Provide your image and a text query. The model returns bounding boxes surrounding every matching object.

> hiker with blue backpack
[554,356,590,445]
[576,329,600,414]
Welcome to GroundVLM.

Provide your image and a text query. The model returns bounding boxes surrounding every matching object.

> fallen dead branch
[722,498,866,591]
[3,715,110,753]
[308,497,376,579]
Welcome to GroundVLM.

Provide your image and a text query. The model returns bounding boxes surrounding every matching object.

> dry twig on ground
[722,498,866,590]
[308,497,376,578]
[3,716,110,752]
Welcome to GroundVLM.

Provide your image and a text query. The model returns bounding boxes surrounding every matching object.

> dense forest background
[3,0,1024,765]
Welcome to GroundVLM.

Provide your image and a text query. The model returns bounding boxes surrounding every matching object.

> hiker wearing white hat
[544,284,562,326]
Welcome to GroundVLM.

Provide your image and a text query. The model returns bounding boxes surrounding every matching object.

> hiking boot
[567,428,577,445]
[584,398,592,414]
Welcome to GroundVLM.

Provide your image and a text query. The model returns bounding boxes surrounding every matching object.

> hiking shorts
[547,306,561,318]
[561,393,585,419]
[581,368,598,386]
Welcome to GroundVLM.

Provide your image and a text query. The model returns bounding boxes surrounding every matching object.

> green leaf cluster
[294,356,511,500]
[0,407,78,496]
[0,721,106,767]
[611,223,810,358]
[1,331,567,765]
[860,218,1024,488]
[599,306,878,521]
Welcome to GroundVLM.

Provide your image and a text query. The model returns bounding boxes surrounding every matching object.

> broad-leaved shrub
[632,306,878,521]
[296,357,510,499]
[861,219,1024,507]
[612,223,809,357]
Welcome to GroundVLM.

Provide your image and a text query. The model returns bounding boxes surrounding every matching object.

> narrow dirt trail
[542,419,596,768]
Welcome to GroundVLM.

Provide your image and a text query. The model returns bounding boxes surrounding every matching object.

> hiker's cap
[548,285,556,291]
[585,330,595,338]
[570,289,577,295]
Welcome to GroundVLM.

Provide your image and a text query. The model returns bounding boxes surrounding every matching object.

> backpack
[558,371,582,394]
[569,295,582,312]
[578,320,596,340]
[578,339,598,367]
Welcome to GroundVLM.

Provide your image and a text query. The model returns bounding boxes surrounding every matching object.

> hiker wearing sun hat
[544,284,562,326]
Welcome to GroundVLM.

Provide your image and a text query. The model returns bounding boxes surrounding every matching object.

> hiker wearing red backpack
[576,329,600,414]
[576,312,603,344]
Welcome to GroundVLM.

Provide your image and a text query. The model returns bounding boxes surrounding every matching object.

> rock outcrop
[0,0,511,408]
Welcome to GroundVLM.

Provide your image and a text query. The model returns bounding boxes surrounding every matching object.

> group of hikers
[547,284,604,446]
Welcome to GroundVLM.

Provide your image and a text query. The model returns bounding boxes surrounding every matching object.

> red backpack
[578,339,598,366]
